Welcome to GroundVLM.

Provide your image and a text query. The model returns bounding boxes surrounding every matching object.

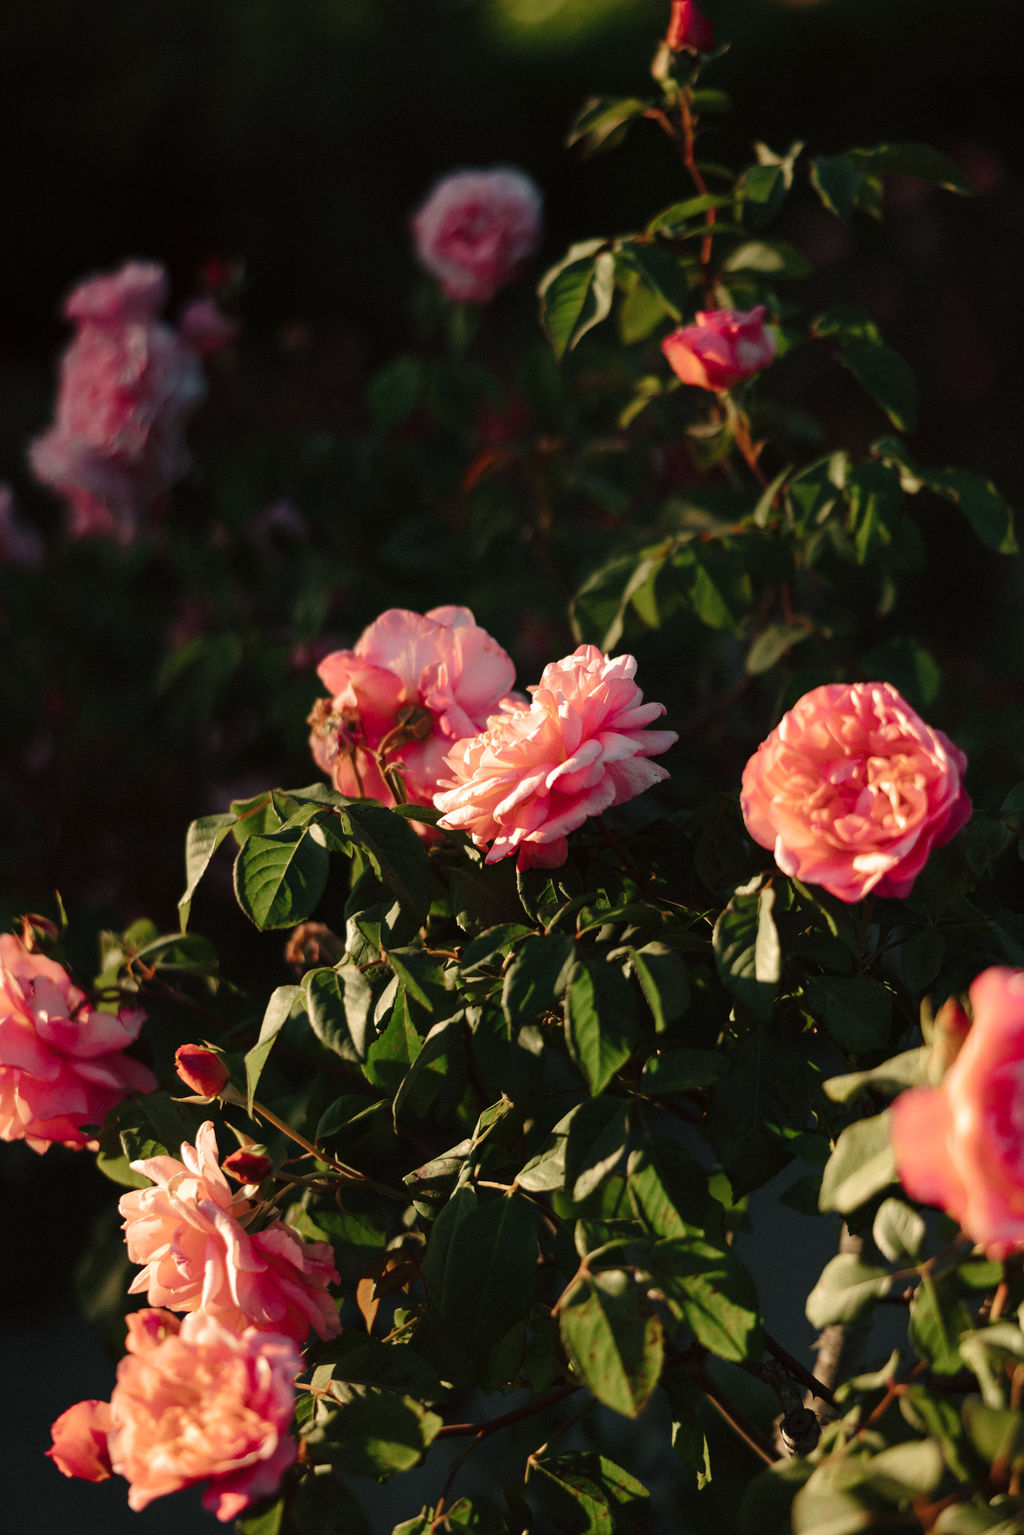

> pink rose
[308,605,520,813]
[47,1400,113,1482]
[661,306,776,392]
[665,0,716,53]
[0,932,156,1152]
[891,968,1024,1257]
[28,260,207,541]
[174,1043,230,1098]
[434,645,678,870]
[411,167,543,304]
[51,1309,301,1522]
[119,1120,340,1344]
[740,681,971,903]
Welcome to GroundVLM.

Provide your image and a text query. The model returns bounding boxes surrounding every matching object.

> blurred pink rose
[47,1400,113,1482]
[434,644,677,870]
[891,968,1024,1257]
[178,296,241,357]
[740,681,970,903]
[411,167,543,303]
[50,1309,301,1522]
[119,1120,340,1344]
[309,605,520,813]
[661,306,776,392]
[28,260,207,540]
[666,0,716,52]
[0,931,155,1152]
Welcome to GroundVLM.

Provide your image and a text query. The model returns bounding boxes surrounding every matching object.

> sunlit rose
[434,644,677,870]
[662,306,776,392]
[740,681,970,902]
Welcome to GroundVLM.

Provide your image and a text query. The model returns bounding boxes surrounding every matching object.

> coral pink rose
[119,1120,340,1344]
[666,0,716,53]
[50,1309,301,1522]
[47,1400,113,1482]
[308,605,520,813]
[891,968,1024,1257]
[740,681,970,903]
[434,645,677,870]
[0,932,156,1152]
[411,167,543,304]
[28,261,207,541]
[662,306,776,392]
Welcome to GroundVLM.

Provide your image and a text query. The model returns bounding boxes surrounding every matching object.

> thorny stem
[724,394,769,488]
[696,1363,779,1465]
[249,1097,407,1202]
[436,1384,579,1441]
[763,1331,837,1409]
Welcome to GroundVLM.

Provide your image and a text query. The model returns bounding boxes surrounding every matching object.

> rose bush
[661,305,776,392]
[411,166,543,303]
[740,681,971,902]
[434,644,677,869]
[0,931,155,1152]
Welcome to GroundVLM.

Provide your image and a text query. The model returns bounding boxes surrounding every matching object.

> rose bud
[222,1149,273,1184]
[174,1044,229,1099]
[666,0,716,53]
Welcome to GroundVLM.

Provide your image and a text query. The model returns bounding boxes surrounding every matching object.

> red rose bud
[666,0,715,53]
[222,1149,273,1184]
[175,1044,229,1099]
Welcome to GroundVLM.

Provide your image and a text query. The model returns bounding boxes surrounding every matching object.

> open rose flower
[665,0,716,53]
[28,260,207,541]
[0,932,156,1152]
[740,681,970,903]
[434,645,677,870]
[119,1120,340,1344]
[661,306,776,392]
[308,605,520,812]
[411,167,543,304]
[891,968,1024,1257]
[49,1309,301,1522]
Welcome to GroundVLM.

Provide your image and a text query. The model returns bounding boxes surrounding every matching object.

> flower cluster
[29,261,207,541]
[411,166,543,304]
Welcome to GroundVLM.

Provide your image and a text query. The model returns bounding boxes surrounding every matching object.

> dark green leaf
[234,824,330,929]
[564,960,637,1095]
[837,344,918,431]
[305,967,366,1061]
[923,467,1017,554]
[539,245,616,361]
[849,142,973,195]
[421,1187,538,1361]
[805,975,893,1056]
[339,802,434,924]
[178,812,237,928]
[805,1252,891,1329]
[314,1384,442,1476]
[647,1236,763,1362]
[615,243,689,320]
[810,154,863,222]
[713,877,780,1021]
[566,95,650,155]
[559,1268,663,1417]
[630,943,690,1032]
[564,1097,630,1203]
[501,932,575,1027]
[245,984,300,1112]
[909,1272,972,1375]
[367,354,424,430]
[818,1111,897,1214]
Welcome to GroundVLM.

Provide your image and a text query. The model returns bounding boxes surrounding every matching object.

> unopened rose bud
[222,1149,274,1184]
[665,0,716,54]
[174,1044,229,1099]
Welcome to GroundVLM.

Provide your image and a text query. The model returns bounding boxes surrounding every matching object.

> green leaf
[235,1499,285,1535]
[615,243,689,320]
[527,1452,649,1535]
[819,1111,897,1214]
[566,95,650,156]
[630,943,689,1032]
[501,932,575,1027]
[647,1236,763,1362]
[363,986,422,1094]
[923,466,1017,554]
[539,245,616,360]
[849,142,973,195]
[872,1198,925,1264]
[627,1130,713,1238]
[367,354,424,430]
[713,877,780,1021]
[315,1384,442,1476]
[178,811,237,928]
[244,984,299,1112]
[805,975,893,1056]
[564,960,637,1095]
[392,1012,465,1122]
[421,1188,538,1361]
[564,1097,630,1203]
[571,544,669,652]
[234,824,330,929]
[823,1047,926,1104]
[810,154,863,222]
[837,344,918,431]
[805,1252,891,1329]
[339,802,434,924]
[910,1271,972,1375]
[305,967,366,1062]
[745,623,808,675]
[559,1268,663,1417]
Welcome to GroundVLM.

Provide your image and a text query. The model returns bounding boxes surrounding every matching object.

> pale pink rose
[28,260,207,541]
[665,0,716,52]
[661,306,776,392]
[741,682,970,903]
[308,605,520,813]
[119,1120,340,1344]
[891,968,1024,1257]
[51,1309,301,1522]
[47,1399,113,1482]
[434,644,678,870]
[411,167,543,304]
[0,932,155,1153]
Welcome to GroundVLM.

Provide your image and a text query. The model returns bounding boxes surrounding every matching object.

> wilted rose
[662,306,776,392]
[309,605,520,814]
[0,931,155,1152]
[411,167,543,304]
[891,968,1024,1256]
[435,645,677,870]
[740,681,971,903]
[119,1120,340,1344]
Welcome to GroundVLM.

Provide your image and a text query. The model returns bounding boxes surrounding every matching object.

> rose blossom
[666,0,716,53]
[49,1309,301,1522]
[411,167,543,304]
[661,306,776,392]
[891,968,1024,1257]
[434,644,677,870]
[0,931,156,1152]
[740,681,971,903]
[119,1119,340,1344]
[308,605,520,812]
[28,260,207,541]
[174,1042,230,1098]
